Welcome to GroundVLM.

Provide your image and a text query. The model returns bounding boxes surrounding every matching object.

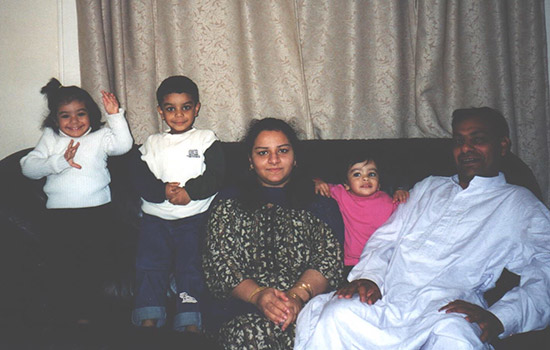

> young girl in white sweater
[20,78,133,325]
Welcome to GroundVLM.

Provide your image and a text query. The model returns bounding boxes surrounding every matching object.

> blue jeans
[132,212,206,330]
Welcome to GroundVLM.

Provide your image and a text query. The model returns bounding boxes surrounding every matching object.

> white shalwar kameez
[295,174,550,350]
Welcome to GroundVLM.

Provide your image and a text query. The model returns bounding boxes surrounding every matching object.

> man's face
[452,115,510,188]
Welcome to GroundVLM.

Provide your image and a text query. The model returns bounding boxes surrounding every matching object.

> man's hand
[336,279,381,305]
[313,178,331,197]
[439,299,504,343]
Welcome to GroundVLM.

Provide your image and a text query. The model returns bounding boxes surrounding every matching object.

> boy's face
[158,93,200,134]
[344,160,380,197]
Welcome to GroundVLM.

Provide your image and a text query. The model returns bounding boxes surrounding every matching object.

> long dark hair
[238,118,315,209]
[40,78,104,134]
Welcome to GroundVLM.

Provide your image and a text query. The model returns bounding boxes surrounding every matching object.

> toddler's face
[57,100,91,138]
[344,160,380,197]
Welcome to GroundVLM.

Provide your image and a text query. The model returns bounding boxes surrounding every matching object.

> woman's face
[250,130,296,188]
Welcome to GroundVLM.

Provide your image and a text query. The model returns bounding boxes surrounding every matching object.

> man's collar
[451,173,507,188]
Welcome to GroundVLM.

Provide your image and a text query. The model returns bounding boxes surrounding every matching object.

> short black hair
[156,75,199,106]
[451,107,510,138]
[40,78,103,133]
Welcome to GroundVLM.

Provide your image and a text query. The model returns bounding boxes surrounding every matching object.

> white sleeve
[489,197,550,338]
[102,108,133,156]
[139,135,162,178]
[20,129,71,179]
[200,129,218,149]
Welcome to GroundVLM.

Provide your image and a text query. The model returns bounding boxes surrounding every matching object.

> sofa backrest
[0,138,543,245]
[219,138,542,200]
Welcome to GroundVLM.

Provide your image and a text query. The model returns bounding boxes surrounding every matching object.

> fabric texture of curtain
[76,0,550,204]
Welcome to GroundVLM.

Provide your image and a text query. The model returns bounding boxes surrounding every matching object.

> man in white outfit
[294,107,550,350]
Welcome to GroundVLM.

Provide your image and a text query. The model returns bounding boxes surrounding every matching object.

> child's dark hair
[239,118,314,209]
[156,76,199,106]
[341,152,380,185]
[40,78,103,133]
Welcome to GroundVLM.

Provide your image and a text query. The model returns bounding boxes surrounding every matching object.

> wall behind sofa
[0,0,79,160]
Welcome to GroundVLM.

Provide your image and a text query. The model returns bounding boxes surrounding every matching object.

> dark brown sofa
[0,138,546,349]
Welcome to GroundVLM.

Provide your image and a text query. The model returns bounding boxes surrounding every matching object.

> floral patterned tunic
[203,197,343,350]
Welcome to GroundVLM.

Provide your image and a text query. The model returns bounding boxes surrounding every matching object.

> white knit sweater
[20,109,133,209]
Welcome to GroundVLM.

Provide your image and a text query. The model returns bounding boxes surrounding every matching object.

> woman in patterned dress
[203,118,344,349]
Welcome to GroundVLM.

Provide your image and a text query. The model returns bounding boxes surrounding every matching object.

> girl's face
[249,130,296,188]
[57,100,91,138]
[344,160,380,197]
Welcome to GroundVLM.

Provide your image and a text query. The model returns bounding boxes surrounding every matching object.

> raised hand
[101,90,120,115]
[439,300,504,343]
[64,139,81,169]
[336,279,381,305]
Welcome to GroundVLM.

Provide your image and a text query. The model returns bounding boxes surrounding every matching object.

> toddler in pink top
[314,154,408,275]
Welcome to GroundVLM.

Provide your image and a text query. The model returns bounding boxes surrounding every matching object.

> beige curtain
[77,0,550,204]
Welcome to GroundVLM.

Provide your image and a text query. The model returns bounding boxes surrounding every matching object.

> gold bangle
[248,286,267,303]
[287,291,304,306]
[296,282,314,299]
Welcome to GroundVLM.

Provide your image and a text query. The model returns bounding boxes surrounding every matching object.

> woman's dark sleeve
[185,141,226,200]
[307,195,345,246]
[128,145,166,203]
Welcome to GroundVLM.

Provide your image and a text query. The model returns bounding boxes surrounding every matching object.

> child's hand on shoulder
[313,178,331,198]
[392,189,409,204]
[64,139,82,169]
[101,90,120,115]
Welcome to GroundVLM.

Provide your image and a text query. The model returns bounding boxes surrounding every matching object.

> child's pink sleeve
[328,183,345,199]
